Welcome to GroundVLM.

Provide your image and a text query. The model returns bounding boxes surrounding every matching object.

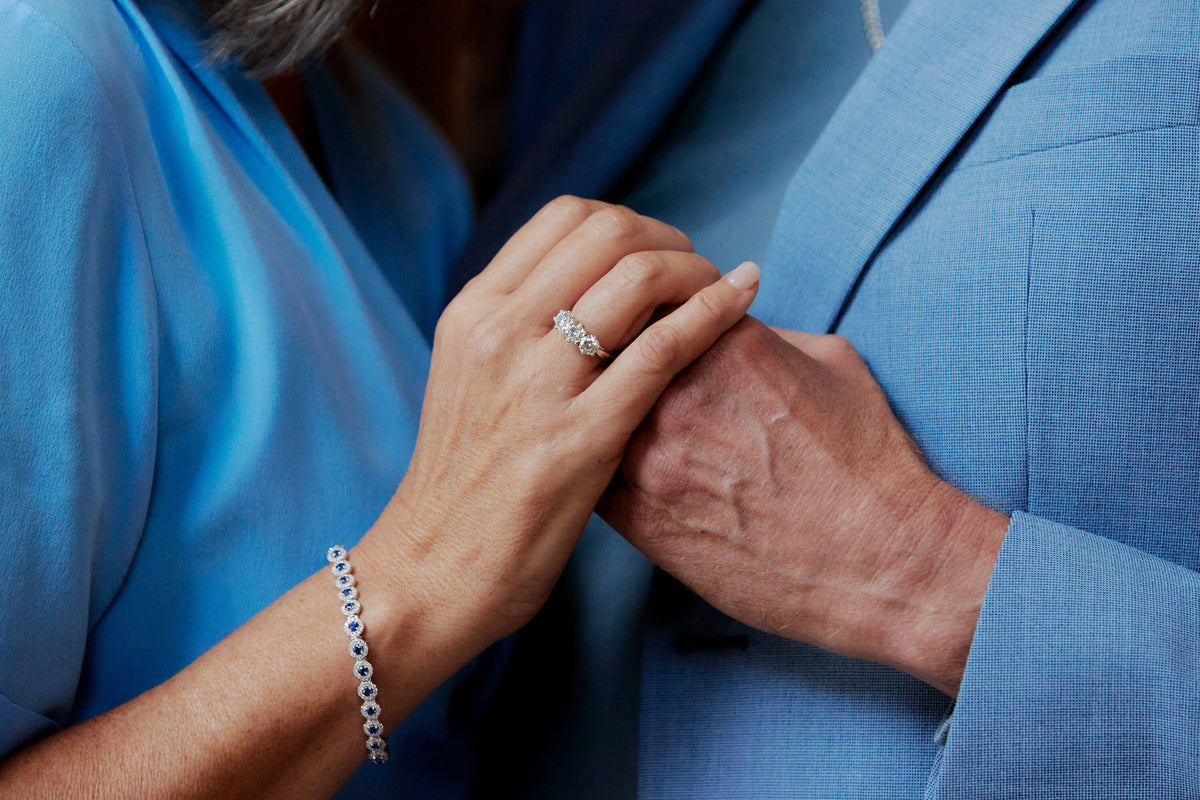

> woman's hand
[366,196,759,654]
[0,197,755,800]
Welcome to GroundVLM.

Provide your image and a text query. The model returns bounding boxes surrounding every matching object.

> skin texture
[0,198,759,798]
[601,318,1011,696]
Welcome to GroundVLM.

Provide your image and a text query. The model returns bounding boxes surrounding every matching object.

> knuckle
[691,283,728,320]
[821,334,859,359]
[691,255,721,283]
[434,296,469,341]
[589,205,644,241]
[617,251,666,293]
[432,313,454,348]
[640,445,684,496]
[541,195,595,227]
[457,273,488,297]
[462,314,508,362]
[638,323,683,370]
[673,227,695,253]
[718,316,760,349]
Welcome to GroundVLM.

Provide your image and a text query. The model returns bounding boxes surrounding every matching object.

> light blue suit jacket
[472,0,1200,796]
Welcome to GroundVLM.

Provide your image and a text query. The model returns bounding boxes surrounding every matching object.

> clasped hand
[601,318,1010,696]
[366,197,759,665]
[370,197,1007,697]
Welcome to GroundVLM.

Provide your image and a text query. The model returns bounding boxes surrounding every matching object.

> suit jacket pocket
[959,54,1200,167]
[1020,119,1200,570]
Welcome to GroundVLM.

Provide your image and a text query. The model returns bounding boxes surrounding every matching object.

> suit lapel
[760,0,1082,333]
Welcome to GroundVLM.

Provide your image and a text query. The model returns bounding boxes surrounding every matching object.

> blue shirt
[0,0,487,795]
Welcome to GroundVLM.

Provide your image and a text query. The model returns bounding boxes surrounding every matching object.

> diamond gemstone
[579,335,600,356]
[554,310,573,331]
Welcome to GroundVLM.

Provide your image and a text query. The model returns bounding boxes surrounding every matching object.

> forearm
[0,525,483,800]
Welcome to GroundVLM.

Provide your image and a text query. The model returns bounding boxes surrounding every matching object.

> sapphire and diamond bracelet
[327,545,388,764]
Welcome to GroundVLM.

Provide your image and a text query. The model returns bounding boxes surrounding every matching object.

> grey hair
[205,0,368,78]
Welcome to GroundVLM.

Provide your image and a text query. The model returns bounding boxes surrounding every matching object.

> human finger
[513,206,693,315]
[468,196,611,295]
[580,262,760,430]
[563,250,721,355]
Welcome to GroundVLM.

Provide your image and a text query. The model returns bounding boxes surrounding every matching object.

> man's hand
[599,317,1010,696]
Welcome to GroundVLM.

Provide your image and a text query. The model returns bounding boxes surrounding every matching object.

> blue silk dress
[0,0,492,795]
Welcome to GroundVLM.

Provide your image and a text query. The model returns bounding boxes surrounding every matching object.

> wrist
[347,501,501,706]
[877,477,1009,696]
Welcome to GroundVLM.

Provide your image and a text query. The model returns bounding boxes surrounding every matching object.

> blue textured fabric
[450,0,746,291]
[648,0,1200,796]
[0,0,489,796]
[483,0,1200,797]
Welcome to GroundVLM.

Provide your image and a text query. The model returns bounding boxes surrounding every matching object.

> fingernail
[725,261,761,290]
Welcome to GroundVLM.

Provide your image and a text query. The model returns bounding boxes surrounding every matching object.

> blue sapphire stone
[353,645,365,655]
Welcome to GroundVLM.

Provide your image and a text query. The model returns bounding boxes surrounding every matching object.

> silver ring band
[554,310,612,359]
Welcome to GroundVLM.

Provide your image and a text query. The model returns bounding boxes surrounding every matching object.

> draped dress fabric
[0,1,498,796]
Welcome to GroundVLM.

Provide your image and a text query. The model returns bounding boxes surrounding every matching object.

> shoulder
[0,0,161,256]
[0,0,146,75]
[0,0,154,154]
[0,0,158,333]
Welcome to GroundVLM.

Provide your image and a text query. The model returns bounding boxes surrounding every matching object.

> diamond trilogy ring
[554,310,612,359]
